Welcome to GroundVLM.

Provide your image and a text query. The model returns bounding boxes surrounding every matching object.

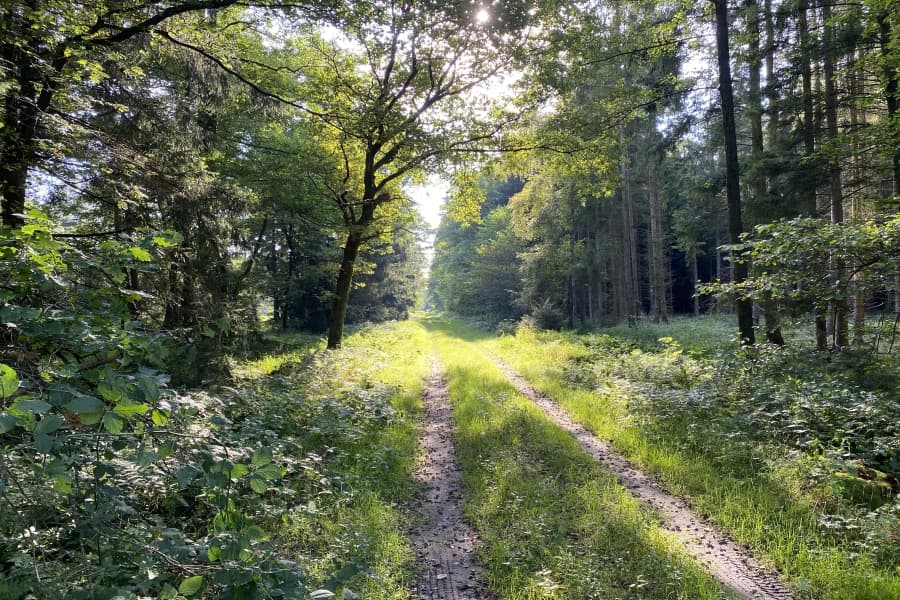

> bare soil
[493,358,794,600]
[409,361,489,600]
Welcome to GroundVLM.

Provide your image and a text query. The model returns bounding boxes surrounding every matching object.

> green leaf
[98,378,125,403]
[52,474,73,494]
[230,463,250,479]
[136,377,159,402]
[35,414,64,435]
[0,364,18,399]
[256,463,283,481]
[129,246,152,262]
[252,447,273,466]
[310,591,335,599]
[67,395,105,415]
[244,525,267,542]
[152,231,183,247]
[34,433,54,453]
[113,400,150,419]
[13,398,51,414]
[151,409,170,426]
[249,474,268,494]
[158,442,174,459]
[0,413,17,434]
[102,412,124,433]
[178,575,204,596]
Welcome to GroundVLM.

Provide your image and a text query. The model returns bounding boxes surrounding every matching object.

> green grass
[424,316,736,600]
[477,317,900,600]
[226,320,432,598]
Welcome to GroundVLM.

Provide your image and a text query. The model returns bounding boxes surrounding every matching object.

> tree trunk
[691,249,700,316]
[621,151,641,318]
[800,0,828,349]
[745,0,784,345]
[822,2,849,348]
[327,231,363,348]
[714,0,755,344]
[878,12,900,198]
[0,62,40,228]
[647,149,668,323]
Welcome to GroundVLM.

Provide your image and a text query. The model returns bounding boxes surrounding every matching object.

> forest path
[490,356,794,600]
[409,359,489,600]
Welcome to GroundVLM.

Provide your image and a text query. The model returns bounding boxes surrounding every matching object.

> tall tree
[297,2,529,347]
[0,0,255,227]
[713,0,755,344]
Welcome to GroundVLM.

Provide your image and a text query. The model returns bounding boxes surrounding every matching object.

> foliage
[0,217,429,598]
[429,176,526,323]
[703,216,900,323]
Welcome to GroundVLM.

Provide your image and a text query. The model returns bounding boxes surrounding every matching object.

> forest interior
[1,0,899,599]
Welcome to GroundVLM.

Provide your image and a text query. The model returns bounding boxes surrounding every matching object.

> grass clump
[425,316,734,600]
[485,316,900,600]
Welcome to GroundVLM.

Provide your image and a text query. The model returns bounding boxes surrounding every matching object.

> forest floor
[7,316,896,599]
[411,314,899,600]
[415,317,790,600]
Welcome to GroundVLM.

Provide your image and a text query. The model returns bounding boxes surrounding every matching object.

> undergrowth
[0,320,429,599]
[485,316,900,600]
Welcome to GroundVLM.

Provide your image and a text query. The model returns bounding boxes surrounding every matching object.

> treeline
[431,0,899,347]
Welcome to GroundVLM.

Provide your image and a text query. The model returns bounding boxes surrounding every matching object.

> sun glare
[476,8,490,24]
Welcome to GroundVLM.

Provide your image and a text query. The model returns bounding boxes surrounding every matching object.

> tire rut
[410,360,489,600]
[492,357,794,600]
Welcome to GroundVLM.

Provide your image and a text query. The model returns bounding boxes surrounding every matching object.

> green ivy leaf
[178,575,204,596]
[0,364,18,399]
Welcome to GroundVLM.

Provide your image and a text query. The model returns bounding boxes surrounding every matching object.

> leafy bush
[0,216,331,598]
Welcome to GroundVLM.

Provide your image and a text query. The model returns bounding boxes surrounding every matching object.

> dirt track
[410,361,488,600]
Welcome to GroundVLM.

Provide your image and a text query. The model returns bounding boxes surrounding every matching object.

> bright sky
[409,176,449,230]
[407,176,449,271]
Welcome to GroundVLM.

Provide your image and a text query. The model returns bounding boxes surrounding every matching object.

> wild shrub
[0,216,359,598]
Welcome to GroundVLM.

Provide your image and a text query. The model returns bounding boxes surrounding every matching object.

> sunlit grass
[425,316,734,599]
[483,317,900,600]
[239,320,431,599]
